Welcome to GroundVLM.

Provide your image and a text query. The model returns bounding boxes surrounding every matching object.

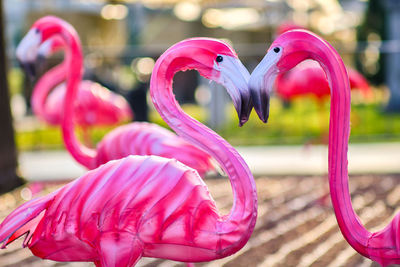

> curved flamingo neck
[57,26,96,169]
[299,35,399,263]
[150,47,257,254]
[31,62,66,121]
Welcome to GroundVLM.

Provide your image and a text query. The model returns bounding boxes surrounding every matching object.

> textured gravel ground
[1,175,399,267]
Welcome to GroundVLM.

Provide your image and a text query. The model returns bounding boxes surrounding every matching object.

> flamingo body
[94,122,214,177]
[41,80,132,127]
[347,68,371,95]
[275,60,371,102]
[0,156,221,265]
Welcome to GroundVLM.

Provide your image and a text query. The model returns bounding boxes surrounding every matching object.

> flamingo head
[165,38,252,126]
[249,29,320,123]
[16,16,76,78]
[36,35,65,68]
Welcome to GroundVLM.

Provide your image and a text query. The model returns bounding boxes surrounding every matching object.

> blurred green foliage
[16,93,400,151]
[16,125,113,151]
[8,68,24,96]
[221,98,400,145]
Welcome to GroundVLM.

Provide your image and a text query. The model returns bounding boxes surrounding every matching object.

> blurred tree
[382,0,400,112]
[355,0,386,85]
[356,0,400,112]
[0,0,24,193]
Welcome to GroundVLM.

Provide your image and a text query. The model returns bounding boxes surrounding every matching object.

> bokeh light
[173,1,201,22]
[131,57,155,76]
[101,4,128,20]
[20,187,32,201]
[202,8,260,30]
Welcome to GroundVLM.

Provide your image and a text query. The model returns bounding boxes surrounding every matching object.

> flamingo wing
[73,81,132,126]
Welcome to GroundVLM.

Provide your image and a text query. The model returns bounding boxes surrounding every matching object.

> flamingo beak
[37,54,47,73]
[217,56,252,126]
[237,91,252,127]
[231,87,252,127]
[36,38,53,72]
[249,52,279,123]
[16,28,42,81]
[228,75,252,127]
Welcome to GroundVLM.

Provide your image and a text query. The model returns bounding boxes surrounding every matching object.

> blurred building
[4,0,370,64]
[4,0,371,126]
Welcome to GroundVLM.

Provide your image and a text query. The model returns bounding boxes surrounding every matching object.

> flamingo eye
[273,47,280,53]
[216,55,223,63]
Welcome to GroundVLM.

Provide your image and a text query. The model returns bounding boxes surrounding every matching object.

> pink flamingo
[249,29,399,266]
[275,60,371,103]
[274,23,371,103]
[23,36,133,131]
[0,16,256,267]
[17,17,217,177]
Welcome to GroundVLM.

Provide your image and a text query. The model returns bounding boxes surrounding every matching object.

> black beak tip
[236,95,253,127]
[236,111,248,127]
[238,117,248,127]
[260,92,270,124]
[252,102,270,124]
[261,108,270,124]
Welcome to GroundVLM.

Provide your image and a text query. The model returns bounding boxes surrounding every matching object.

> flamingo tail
[0,193,54,248]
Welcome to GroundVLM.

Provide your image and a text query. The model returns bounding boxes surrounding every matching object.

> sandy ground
[0,174,399,267]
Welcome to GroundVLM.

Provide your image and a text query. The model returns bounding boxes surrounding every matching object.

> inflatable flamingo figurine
[274,23,371,104]
[19,31,133,143]
[0,17,256,267]
[249,29,399,267]
[17,17,218,177]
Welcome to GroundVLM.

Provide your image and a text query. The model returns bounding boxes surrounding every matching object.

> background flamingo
[17,17,216,177]
[275,59,371,103]
[274,23,371,104]
[249,29,400,266]
[0,16,256,267]
[22,34,133,145]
